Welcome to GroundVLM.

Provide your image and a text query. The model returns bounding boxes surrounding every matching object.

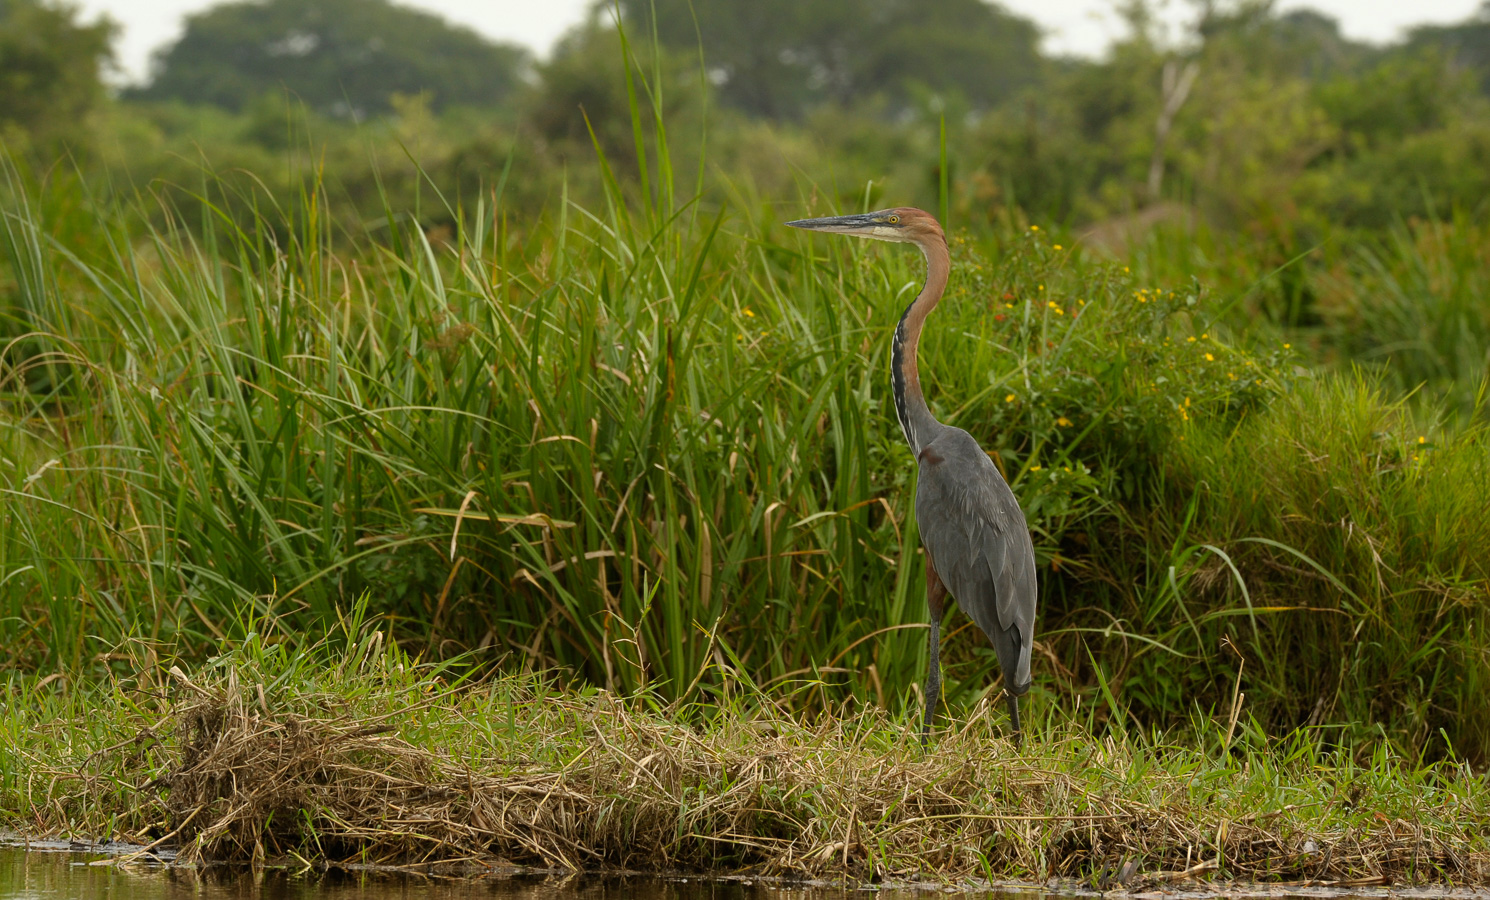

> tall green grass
[1,49,1488,762]
[1312,213,1490,415]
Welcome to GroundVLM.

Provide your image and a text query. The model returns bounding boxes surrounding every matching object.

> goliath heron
[787,207,1036,740]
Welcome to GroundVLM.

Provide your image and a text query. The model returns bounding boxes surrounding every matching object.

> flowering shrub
[928,228,1295,554]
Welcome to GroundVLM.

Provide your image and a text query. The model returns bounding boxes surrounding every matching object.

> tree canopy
[131,0,529,117]
[621,0,1043,119]
[1406,2,1490,95]
[0,0,116,154]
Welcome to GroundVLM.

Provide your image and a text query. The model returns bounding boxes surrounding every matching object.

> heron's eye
[888,215,900,224]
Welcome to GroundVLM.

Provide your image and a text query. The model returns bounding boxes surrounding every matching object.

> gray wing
[914,426,1037,691]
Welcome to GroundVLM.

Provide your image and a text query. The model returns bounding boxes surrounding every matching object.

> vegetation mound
[6,632,1488,883]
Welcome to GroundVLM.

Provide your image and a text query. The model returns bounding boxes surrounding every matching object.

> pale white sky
[76,0,1487,86]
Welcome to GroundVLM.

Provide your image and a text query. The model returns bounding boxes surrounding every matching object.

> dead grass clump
[157,666,619,868]
[38,660,1490,884]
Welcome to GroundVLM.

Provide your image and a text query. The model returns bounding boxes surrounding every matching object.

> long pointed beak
[785,212,883,235]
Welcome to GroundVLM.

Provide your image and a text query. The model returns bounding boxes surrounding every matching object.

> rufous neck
[890,234,950,452]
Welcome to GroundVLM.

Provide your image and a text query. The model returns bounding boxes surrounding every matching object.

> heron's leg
[921,559,948,744]
[1006,690,1023,745]
[922,620,941,744]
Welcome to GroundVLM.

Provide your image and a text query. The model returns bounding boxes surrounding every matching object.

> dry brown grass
[10,648,1483,888]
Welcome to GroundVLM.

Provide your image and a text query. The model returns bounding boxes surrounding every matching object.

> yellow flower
[1029,465,1043,472]
[1204,353,1214,361]
[1284,343,1292,349]
[1201,333,1208,339]
[1056,417,1072,426]
[1184,397,1191,407]
[1030,225,1040,231]
[1228,372,1236,380]
[1418,435,1426,444]
[744,308,755,318]
[1005,394,1016,403]
[1187,336,1197,343]
[1053,244,1062,250]
[1123,266,1130,273]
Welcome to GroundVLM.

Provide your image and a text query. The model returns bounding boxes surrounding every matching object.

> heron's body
[787,206,1037,739]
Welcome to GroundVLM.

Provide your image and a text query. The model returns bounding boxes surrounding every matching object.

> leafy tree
[1316,51,1473,151]
[622,0,1042,119]
[1405,2,1490,95]
[526,21,702,168]
[0,0,116,155]
[130,0,529,117]
[1197,6,1370,81]
[960,2,1384,225]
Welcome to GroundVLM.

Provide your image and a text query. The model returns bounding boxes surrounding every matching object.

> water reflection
[0,848,904,900]
[9,847,1483,900]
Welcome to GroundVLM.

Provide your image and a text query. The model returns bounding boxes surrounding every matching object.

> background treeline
[12,0,1490,238]
[3,0,1490,762]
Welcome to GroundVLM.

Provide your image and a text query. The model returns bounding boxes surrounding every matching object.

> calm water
[2,846,1485,900]
[0,846,998,900]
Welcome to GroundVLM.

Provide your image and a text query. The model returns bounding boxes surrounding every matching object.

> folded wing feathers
[916,429,1035,682]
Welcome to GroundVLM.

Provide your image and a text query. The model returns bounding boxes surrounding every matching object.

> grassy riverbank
[3,153,1490,761]
[2,627,1488,883]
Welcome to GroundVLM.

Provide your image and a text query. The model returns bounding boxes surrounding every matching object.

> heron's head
[786,207,942,245]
